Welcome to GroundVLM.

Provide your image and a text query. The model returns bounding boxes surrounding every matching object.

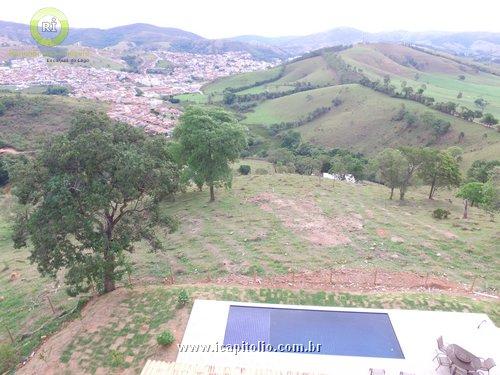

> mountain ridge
[1,20,499,60]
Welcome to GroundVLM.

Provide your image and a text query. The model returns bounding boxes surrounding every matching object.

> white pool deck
[176,300,500,375]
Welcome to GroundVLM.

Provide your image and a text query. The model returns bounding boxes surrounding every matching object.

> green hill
[195,43,500,167]
[241,84,500,167]
[340,43,500,118]
[0,94,106,151]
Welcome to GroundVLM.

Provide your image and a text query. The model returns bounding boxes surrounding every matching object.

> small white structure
[322,172,356,183]
[176,300,499,375]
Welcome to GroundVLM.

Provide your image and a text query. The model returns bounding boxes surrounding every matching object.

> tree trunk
[463,199,468,219]
[389,187,394,200]
[428,178,436,199]
[103,268,115,293]
[209,183,215,202]
[103,218,116,293]
[399,187,406,200]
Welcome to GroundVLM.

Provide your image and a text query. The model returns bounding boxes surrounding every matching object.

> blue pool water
[223,305,404,359]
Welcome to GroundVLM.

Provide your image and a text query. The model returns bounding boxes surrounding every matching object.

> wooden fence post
[329,269,334,285]
[47,296,56,315]
[373,269,378,285]
[424,272,430,288]
[5,325,14,344]
[469,276,477,293]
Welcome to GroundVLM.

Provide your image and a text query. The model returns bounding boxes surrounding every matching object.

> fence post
[424,272,430,288]
[47,296,56,315]
[253,269,257,283]
[469,276,477,293]
[5,325,14,344]
[329,269,333,285]
[373,269,378,285]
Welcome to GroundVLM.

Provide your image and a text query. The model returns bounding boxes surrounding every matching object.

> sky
[2,0,500,38]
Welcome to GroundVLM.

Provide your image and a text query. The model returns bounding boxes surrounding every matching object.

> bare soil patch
[248,193,362,246]
[16,289,131,375]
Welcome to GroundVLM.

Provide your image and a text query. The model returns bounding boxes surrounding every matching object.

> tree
[11,110,180,295]
[398,146,426,200]
[329,152,366,181]
[467,160,500,183]
[481,113,498,126]
[419,150,461,199]
[483,167,500,220]
[474,98,488,111]
[174,106,246,202]
[375,149,407,199]
[281,130,302,150]
[456,182,488,219]
[0,156,9,187]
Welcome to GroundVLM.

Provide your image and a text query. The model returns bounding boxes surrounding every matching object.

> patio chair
[369,369,385,375]
[433,336,447,360]
[435,355,452,371]
[478,358,496,375]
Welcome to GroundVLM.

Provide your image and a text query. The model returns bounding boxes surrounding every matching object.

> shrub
[157,330,175,346]
[0,343,17,373]
[0,157,9,187]
[238,164,251,175]
[432,208,450,220]
[177,289,189,306]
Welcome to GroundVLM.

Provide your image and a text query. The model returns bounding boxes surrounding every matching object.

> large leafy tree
[11,111,180,295]
[174,106,247,202]
[467,160,500,183]
[397,146,427,200]
[375,148,407,200]
[419,149,461,199]
[456,182,488,219]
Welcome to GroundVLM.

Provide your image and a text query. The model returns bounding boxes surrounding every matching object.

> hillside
[198,44,500,167]
[0,21,287,61]
[230,28,500,60]
[1,161,499,373]
[340,43,500,118]
[0,94,107,150]
[241,84,500,167]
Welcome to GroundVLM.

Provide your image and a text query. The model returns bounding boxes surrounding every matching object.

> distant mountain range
[1,20,499,61]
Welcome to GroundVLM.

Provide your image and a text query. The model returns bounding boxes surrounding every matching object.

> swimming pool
[223,305,404,359]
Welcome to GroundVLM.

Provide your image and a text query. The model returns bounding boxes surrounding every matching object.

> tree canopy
[173,106,247,202]
[419,149,461,199]
[11,110,180,295]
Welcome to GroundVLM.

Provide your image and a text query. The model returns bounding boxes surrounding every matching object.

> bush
[0,343,17,373]
[0,157,9,187]
[157,330,175,346]
[177,289,189,306]
[432,208,450,220]
[238,164,251,175]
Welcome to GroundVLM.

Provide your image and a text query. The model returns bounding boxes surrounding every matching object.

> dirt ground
[210,268,474,294]
[15,287,190,375]
[248,192,362,246]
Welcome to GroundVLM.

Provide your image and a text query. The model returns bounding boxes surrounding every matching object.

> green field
[340,44,500,118]
[240,84,500,168]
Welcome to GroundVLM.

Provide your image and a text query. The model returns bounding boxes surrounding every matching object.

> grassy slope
[241,84,500,168]
[0,94,107,150]
[340,43,500,118]
[1,164,499,349]
[203,55,337,96]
